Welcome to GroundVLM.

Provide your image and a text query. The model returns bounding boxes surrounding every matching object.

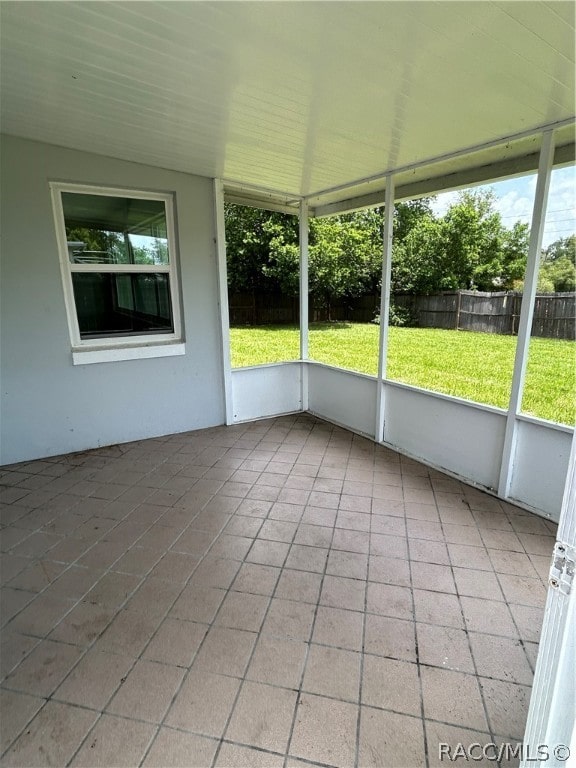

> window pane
[62,193,169,265]
[72,273,173,339]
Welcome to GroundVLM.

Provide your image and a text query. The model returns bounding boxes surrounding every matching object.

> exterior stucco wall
[0,136,225,464]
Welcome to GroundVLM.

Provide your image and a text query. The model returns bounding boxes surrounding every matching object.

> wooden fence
[229,290,575,340]
[228,292,378,325]
[394,291,575,340]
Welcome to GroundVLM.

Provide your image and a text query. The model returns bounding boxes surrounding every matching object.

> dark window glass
[72,273,173,339]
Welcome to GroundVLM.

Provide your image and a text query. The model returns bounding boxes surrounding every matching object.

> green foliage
[225,204,384,311]
[229,323,575,425]
[391,215,447,293]
[513,236,576,293]
[539,256,576,292]
[225,193,573,303]
[390,190,531,294]
[308,209,383,313]
[544,235,576,265]
[224,204,298,293]
[393,198,435,242]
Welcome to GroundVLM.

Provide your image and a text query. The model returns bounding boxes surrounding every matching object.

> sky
[430,165,575,249]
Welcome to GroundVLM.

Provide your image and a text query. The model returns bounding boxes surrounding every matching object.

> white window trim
[50,182,184,364]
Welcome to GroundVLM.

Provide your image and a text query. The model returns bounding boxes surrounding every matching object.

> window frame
[50,183,184,362]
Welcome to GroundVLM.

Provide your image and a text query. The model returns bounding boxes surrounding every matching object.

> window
[51,184,183,364]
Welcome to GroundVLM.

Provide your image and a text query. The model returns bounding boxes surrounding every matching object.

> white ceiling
[1,1,574,207]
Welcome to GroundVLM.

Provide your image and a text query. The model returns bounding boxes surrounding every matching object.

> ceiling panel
[1,1,574,203]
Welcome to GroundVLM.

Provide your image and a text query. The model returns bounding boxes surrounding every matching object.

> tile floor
[0,414,557,767]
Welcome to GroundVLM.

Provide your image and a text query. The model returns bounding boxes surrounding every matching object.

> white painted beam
[213,179,234,425]
[375,175,395,444]
[224,193,301,216]
[313,142,574,218]
[498,130,556,498]
[299,200,310,410]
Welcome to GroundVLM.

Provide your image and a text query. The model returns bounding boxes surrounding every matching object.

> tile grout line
[402,459,431,768]
[432,483,500,753]
[64,425,293,768]
[282,424,345,768]
[1,424,263,762]
[139,417,323,768]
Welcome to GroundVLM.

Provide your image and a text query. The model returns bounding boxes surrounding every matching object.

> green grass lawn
[230,322,575,425]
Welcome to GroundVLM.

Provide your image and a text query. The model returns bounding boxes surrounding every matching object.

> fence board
[229,290,575,340]
[394,291,574,340]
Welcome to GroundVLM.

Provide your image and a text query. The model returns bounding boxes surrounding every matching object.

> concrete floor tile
[142,727,218,767]
[4,639,82,697]
[54,648,133,710]
[362,655,421,715]
[165,667,240,737]
[194,625,257,677]
[359,706,426,768]
[313,606,364,652]
[0,689,44,754]
[261,598,316,641]
[364,614,416,662]
[215,742,284,768]
[143,617,208,667]
[3,701,98,767]
[215,590,269,632]
[417,623,475,673]
[303,644,361,702]
[290,693,357,767]
[106,658,185,723]
[247,634,307,689]
[421,666,489,731]
[226,681,297,753]
[71,713,156,767]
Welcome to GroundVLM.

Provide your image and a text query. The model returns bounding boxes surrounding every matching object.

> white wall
[231,363,302,423]
[384,383,506,491]
[0,136,225,464]
[509,418,573,516]
[307,363,377,439]
[303,362,571,521]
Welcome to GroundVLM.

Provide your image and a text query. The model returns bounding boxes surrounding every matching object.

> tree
[536,235,576,291]
[543,235,576,265]
[393,198,435,242]
[307,210,383,315]
[391,215,448,294]
[539,256,576,292]
[391,190,530,294]
[224,204,298,294]
[441,190,506,290]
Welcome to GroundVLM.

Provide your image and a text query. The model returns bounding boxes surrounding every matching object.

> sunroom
[0,2,574,767]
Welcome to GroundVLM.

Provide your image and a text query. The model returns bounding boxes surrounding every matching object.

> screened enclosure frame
[216,125,574,523]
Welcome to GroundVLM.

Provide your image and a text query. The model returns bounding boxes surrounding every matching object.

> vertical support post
[497,130,555,497]
[455,290,462,330]
[213,179,234,425]
[299,200,309,411]
[375,175,395,443]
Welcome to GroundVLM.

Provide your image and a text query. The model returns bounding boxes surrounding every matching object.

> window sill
[72,342,186,365]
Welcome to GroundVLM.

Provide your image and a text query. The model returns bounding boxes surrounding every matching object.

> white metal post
[299,200,309,411]
[375,175,395,443]
[521,432,576,767]
[213,179,234,425]
[497,130,555,498]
